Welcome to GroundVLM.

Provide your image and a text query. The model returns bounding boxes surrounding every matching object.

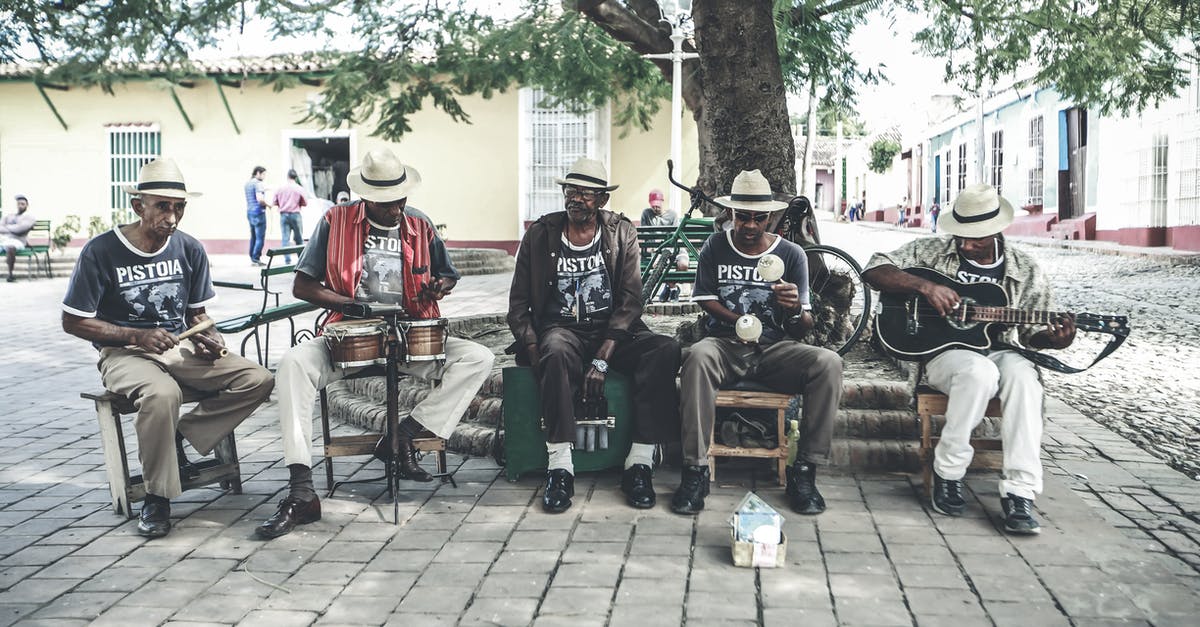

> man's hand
[1039,313,1076,349]
[919,281,963,317]
[525,343,541,370]
[189,329,226,361]
[772,281,803,312]
[132,328,179,354]
[584,363,606,400]
[420,277,457,301]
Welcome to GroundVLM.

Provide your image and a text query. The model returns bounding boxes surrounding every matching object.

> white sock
[547,441,574,474]
[624,442,656,469]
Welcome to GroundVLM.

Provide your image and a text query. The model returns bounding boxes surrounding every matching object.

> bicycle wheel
[803,245,871,355]
[640,252,671,304]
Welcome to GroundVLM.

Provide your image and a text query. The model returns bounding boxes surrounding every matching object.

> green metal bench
[637,220,714,286]
[214,244,318,367]
[13,219,52,279]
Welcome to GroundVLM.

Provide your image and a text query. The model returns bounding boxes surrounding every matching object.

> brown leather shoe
[256,496,321,539]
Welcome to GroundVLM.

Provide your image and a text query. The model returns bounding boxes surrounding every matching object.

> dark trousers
[537,325,681,445]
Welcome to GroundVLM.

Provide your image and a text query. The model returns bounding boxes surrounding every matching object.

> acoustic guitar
[874,267,1129,361]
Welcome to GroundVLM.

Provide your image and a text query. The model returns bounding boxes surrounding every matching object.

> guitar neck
[967,305,1062,325]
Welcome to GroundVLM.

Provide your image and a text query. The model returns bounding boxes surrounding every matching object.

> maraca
[757,253,784,282]
[734,314,763,343]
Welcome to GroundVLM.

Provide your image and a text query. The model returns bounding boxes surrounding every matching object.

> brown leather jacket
[506,209,647,359]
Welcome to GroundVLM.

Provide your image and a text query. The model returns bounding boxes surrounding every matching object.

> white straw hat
[122,158,202,199]
[554,158,619,191]
[714,170,788,212]
[939,183,1014,238]
[347,149,422,202]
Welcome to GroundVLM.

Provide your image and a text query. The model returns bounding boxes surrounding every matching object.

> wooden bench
[83,390,242,518]
[708,381,793,485]
[214,244,319,367]
[915,384,1003,498]
[636,221,714,286]
[13,219,52,279]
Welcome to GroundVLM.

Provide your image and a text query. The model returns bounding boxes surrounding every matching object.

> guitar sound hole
[945,297,979,331]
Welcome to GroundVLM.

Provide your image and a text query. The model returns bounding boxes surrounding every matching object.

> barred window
[990,130,1004,194]
[943,152,951,203]
[1131,133,1169,227]
[520,88,608,221]
[1179,134,1200,224]
[957,143,967,192]
[1027,116,1044,206]
[107,124,161,218]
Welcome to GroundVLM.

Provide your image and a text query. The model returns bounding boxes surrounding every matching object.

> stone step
[447,248,515,276]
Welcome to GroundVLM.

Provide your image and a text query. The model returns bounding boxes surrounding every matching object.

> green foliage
[52,215,81,252]
[868,138,901,173]
[795,102,867,135]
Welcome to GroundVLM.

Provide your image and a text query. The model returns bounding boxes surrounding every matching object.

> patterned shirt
[864,235,1054,348]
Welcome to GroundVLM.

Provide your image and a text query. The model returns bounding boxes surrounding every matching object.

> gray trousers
[98,342,275,499]
[680,337,842,466]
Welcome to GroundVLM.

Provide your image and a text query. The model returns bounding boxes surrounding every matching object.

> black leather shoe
[621,464,656,509]
[932,473,966,516]
[374,433,434,482]
[256,496,322,539]
[542,469,574,513]
[670,465,710,515]
[137,499,171,538]
[786,463,826,515]
[1001,493,1041,535]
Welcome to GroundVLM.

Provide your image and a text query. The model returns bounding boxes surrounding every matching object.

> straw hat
[554,158,619,191]
[939,183,1014,238]
[122,158,202,199]
[347,149,422,202]
[714,170,788,212]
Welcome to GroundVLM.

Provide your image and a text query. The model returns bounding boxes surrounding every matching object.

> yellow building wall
[0,77,693,247]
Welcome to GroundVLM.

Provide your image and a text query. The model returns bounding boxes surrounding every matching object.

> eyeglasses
[152,201,187,212]
[563,186,603,201]
[734,210,770,224]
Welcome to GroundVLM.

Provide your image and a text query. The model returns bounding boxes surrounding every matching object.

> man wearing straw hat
[259,148,494,539]
[862,183,1076,535]
[508,158,681,514]
[62,158,275,538]
[672,169,842,516]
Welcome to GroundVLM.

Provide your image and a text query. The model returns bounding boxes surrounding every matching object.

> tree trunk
[801,78,818,199]
[691,0,796,213]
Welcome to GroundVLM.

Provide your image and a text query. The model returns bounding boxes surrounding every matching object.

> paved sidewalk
[0,237,1198,625]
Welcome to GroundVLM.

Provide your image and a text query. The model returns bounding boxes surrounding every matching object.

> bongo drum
[324,319,387,368]
[398,318,448,362]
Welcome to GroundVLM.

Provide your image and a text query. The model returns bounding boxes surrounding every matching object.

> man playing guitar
[862,183,1075,535]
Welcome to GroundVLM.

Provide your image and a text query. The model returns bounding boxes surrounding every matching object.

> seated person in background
[639,189,681,302]
[861,183,1074,535]
[508,158,681,514]
[260,148,494,539]
[673,170,843,516]
[61,159,274,538]
[1,194,37,282]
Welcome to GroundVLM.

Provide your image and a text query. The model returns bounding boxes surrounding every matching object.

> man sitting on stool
[862,183,1075,535]
[260,148,495,539]
[673,170,843,516]
[62,159,274,538]
[507,158,681,514]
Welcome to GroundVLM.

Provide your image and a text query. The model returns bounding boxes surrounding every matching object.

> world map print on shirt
[546,231,612,323]
[692,230,810,344]
[356,219,405,304]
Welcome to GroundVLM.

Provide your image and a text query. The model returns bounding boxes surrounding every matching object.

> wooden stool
[916,384,1003,497]
[318,387,449,495]
[708,382,793,485]
[83,390,242,518]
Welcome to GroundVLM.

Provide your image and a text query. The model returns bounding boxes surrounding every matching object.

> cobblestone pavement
[1,245,1199,625]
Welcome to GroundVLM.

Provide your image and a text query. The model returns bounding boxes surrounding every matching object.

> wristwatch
[591,358,609,374]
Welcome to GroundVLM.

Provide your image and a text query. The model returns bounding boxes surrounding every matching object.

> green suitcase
[501,366,633,481]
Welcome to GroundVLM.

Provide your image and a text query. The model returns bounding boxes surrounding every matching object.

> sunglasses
[734,210,770,224]
[151,201,188,212]
[563,186,603,201]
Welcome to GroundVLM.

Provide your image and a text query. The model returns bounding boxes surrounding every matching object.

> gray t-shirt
[62,228,215,335]
[692,231,810,344]
[545,231,613,324]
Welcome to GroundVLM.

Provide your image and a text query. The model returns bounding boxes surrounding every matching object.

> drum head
[325,319,386,337]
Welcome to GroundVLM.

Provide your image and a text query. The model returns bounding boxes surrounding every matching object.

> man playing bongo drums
[259,148,494,539]
[62,159,274,538]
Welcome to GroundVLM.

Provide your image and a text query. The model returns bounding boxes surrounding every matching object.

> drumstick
[177,319,215,341]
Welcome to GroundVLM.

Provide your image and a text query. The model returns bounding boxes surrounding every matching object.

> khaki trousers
[680,337,842,466]
[98,342,274,499]
[275,336,495,467]
[924,349,1044,500]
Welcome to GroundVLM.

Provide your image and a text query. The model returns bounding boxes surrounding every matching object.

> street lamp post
[644,0,698,216]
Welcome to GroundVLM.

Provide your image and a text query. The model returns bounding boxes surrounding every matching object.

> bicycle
[638,164,715,305]
[649,160,871,355]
